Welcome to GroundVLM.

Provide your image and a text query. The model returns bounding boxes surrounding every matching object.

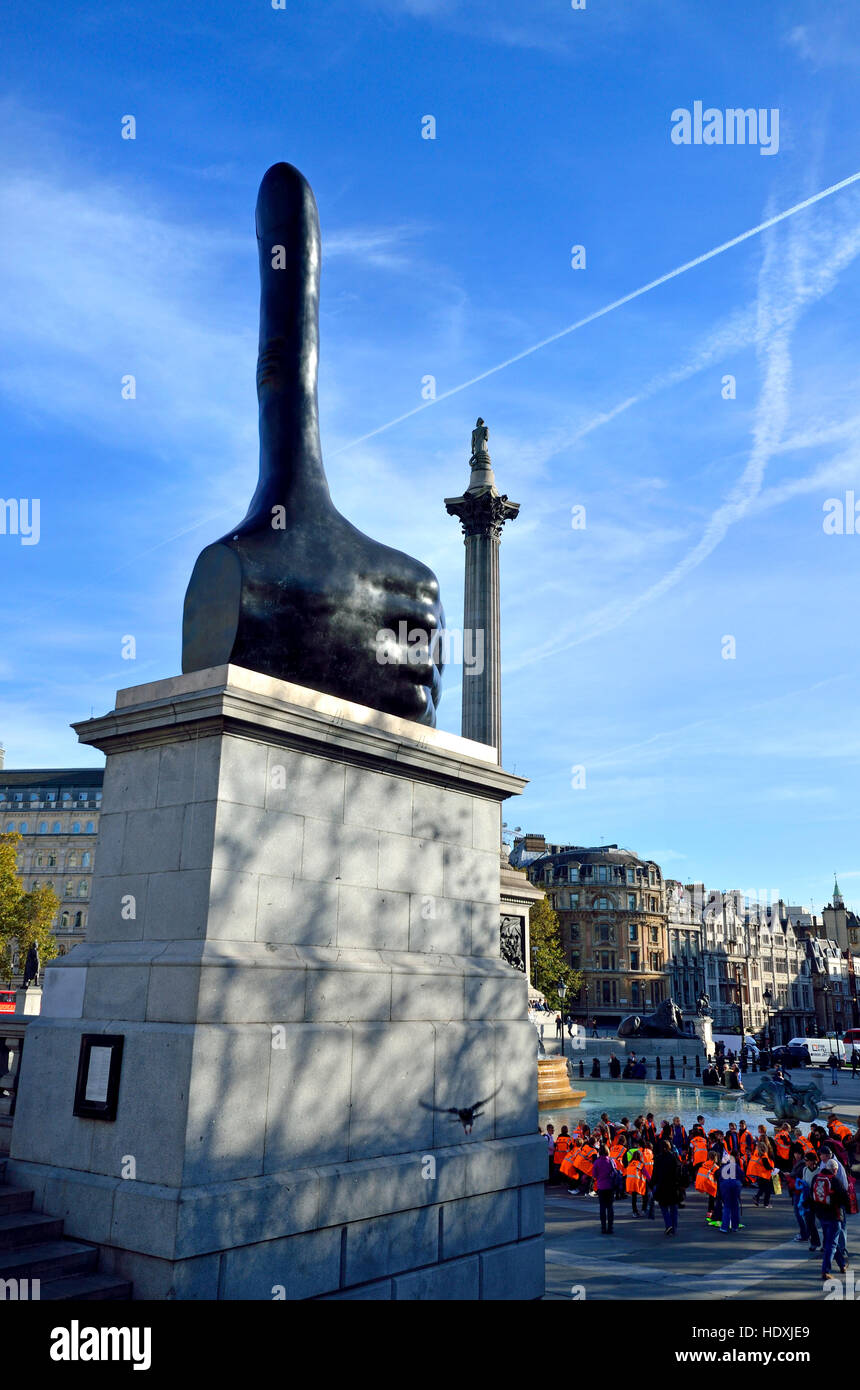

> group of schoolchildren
[542,1110,860,1279]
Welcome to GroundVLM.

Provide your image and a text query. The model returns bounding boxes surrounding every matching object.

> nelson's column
[445,419,520,760]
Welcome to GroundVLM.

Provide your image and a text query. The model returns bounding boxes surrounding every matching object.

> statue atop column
[471,417,490,462]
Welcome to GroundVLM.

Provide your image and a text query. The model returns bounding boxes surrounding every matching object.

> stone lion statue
[617,998,685,1039]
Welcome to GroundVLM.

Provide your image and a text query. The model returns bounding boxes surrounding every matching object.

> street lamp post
[558,977,567,1058]
[763,986,773,1055]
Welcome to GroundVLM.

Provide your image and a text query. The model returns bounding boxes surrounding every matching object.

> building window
[628,893,636,911]
[626,868,635,884]
[570,924,580,941]
[598,924,613,943]
[82,852,91,868]
[650,926,658,944]
[68,853,77,868]
[628,923,638,942]
[78,881,88,898]
[65,881,74,895]
[19,822,27,833]
[4,822,13,832]
[52,821,61,833]
[600,951,615,971]
[74,911,83,928]
[569,892,578,908]
[38,821,47,833]
[632,982,641,1005]
[72,822,81,834]
[571,952,580,969]
[631,950,640,970]
[598,865,608,883]
[595,897,611,911]
[86,822,95,833]
[35,853,44,867]
[31,880,39,891]
[60,911,70,929]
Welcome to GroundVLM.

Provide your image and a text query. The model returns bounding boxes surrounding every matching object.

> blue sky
[2,0,860,910]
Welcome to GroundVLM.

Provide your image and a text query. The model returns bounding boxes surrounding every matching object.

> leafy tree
[0,833,59,985]
[529,897,582,1010]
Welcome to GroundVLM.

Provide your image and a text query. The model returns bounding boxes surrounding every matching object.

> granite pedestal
[8,667,544,1299]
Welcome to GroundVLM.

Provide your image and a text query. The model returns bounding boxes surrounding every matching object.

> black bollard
[669,1056,676,1080]
[656,1057,663,1080]
[578,1059,585,1079]
[695,1055,701,1076]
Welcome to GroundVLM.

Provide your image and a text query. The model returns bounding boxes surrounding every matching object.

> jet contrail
[331,169,860,456]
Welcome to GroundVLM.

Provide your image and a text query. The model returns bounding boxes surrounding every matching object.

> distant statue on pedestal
[470,417,490,461]
[22,944,39,988]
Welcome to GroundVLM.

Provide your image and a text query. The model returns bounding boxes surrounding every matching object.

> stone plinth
[8,666,544,1300]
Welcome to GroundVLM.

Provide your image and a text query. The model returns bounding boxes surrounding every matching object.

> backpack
[812,1173,832,1205]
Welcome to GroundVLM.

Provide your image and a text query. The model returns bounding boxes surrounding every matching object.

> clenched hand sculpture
[182,162,445,726]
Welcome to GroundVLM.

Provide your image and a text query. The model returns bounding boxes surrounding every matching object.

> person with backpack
[811,1158,850,1280]
[829,1050,840,1087]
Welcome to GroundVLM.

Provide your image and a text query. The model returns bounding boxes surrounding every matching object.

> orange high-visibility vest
[641,1148,654,1180]
[746,1153,774,1181]
[625,1159,647,1196]
[775,1132,791,1161]
[559,1149,580,1179]
[738,1131,754,1158]
[830,1120,852,1142]
[797,1135,815,1155]
[609,1141,626,1162]
[554,1134,573,1164]
[690,1135,708,1166]
[574,1144,597,1177]
[695,1161,718,1197]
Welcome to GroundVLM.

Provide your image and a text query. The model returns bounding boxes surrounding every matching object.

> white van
[789,1037,846,1066]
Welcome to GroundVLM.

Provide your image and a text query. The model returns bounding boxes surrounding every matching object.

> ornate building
[0,768,103,964]
[512,837,668,1026]
[666,883,817,1044]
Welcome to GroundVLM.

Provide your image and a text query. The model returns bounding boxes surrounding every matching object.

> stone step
[39,1273,134,1301]
[0,1184,34,1217]
[0,1210,63,1250]
[0,1239,99,1281]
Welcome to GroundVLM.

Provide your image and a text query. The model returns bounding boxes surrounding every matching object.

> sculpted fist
[182,162,444,726]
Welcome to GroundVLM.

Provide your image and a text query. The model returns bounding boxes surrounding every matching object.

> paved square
[544,1184,855,1301]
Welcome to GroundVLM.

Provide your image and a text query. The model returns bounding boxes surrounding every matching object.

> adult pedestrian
[749,1139,776,1207]
[791,1151,821,1250]
[829,1050,840,1086]
[653,1139,682,1235]
[544,1123,556,1182]
[591,1016,599,1038]
[718,1147,743,1233]
[555,1013,562,1038]
[609,1053,621,1079]
[811,1158,850,1281]
[851,1047,859,1080]
[591,1143,618,1234]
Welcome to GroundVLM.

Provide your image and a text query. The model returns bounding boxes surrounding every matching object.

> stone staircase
[0,1160,132,1300]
